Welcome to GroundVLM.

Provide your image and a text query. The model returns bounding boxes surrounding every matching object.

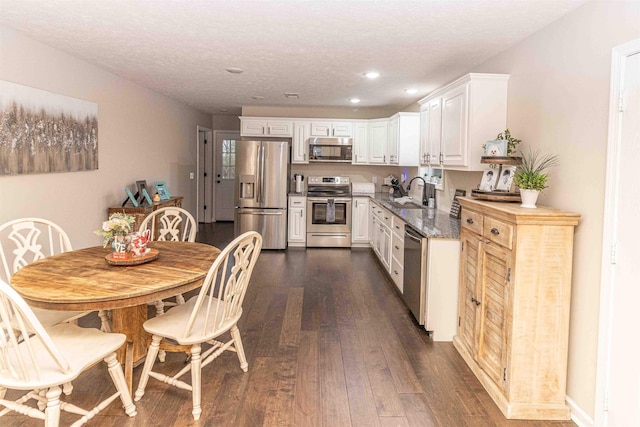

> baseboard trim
[567,396,594,427]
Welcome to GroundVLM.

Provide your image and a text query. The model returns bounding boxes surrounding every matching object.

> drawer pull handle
[394,270,399,275]
[471,297,481,306]
[466,218,474,224]
[491,228,500,235]
[394,245,399,250]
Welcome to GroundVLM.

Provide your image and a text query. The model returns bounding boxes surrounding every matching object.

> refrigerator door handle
[255,144,262,204]
[236,210,284,216]
[259,144,267,204]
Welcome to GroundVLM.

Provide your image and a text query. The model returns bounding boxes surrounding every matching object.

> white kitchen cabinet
[351,197,370,245]
[390,216,405,292]
[389,112,420,167]
[292,121,310,164]
[418,73,508,170]
[419,99,442,166]
[240,118,293,137]
[352,121,369,164]
[369,201,393,272]
[310,121,353,137]
[368,119,388,164]
[287,196,306,246]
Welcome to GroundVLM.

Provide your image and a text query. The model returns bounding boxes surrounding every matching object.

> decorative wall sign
[449,189,466,219]
[0,80,98,175]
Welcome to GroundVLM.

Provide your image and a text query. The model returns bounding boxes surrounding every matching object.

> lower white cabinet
[287,196,306,246]
[369,200,393,283]
[351,197,370,245]
[390,216,405,292]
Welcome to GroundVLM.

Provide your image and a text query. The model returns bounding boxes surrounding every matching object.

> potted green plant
[514,147,559,208]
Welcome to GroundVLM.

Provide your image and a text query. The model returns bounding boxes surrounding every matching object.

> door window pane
[222,139,235,180]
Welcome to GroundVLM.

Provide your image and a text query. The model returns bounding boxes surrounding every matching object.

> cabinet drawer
[461,209,483,235]
[289,197,306,207]
[390,257,404,292]
[392,218,405,237]
[392,237,404,265]
[484,217,514,249]
[379,208,393,229]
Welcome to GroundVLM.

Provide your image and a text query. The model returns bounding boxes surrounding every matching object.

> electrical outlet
[189,172,195,179]
[449,188,455,200]
[372,176,377,184]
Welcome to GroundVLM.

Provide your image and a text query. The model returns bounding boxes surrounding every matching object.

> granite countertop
[370,193,461,239]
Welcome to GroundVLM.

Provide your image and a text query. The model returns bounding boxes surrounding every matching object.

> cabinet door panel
[458,230,479,355]
[441,85,468,166]
[477,242,510,391]
[428,99,442,165]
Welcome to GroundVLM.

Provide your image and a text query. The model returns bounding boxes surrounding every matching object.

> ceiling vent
[284,93,299,99]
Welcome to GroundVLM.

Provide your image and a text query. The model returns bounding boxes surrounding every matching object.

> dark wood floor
[4,222,576,426]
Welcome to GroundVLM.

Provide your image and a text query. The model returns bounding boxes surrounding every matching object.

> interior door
[214,131,239,221]
[597,41,640,427]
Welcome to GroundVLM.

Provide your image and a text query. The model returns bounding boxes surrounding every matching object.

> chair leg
[190,344,202,421]
[98,310,112,333]
[230,325,248,372]
[135,335,162,402]
[176,294,186,305]
[104,352,137,417]
[44,386,62,427]
[154,300,165,316]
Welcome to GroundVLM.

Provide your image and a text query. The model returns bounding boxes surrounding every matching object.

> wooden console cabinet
[107,196,183,232]
[454,197,580,420]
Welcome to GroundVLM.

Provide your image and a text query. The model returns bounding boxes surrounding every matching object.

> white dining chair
[0,279,137,426]
[0,218,110,332]
[134,231,262,421]
[139,206,197,314]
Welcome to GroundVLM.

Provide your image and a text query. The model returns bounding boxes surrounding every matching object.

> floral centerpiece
[95,213,136,251]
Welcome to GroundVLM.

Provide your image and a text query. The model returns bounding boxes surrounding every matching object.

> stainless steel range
[306,176,351,248]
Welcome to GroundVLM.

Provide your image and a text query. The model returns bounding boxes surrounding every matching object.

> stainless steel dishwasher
[403,224,427,325]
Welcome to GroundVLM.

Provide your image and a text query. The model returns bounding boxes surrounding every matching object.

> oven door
[306,197,352,247]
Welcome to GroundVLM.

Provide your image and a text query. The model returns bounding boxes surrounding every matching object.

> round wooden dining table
[10,241,221,391]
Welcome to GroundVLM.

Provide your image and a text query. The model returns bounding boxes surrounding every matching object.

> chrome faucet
[407,176,429,206]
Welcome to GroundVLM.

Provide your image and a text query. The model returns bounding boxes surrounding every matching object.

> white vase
[520,189,540,208]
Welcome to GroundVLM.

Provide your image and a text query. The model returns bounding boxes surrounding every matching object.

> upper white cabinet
[240,117,293,137]
[368,119,389,164]
[420,99,442,166]
[388,112,420,167]
[310,121,353,137]
[292,121,310,164]
[418,74,509,170]
[352,121,369,165]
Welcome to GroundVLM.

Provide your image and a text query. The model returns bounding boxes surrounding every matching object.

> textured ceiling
[0,0,588,115]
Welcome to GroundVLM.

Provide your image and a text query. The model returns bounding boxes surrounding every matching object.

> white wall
[0,25,212,249]
[468,0,640,420]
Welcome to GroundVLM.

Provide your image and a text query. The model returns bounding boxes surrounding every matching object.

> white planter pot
[520,189,540,208]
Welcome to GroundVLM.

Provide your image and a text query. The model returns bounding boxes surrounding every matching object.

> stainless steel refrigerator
[234,140,289,249]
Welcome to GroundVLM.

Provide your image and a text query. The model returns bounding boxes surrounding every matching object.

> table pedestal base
[111,304,149,391]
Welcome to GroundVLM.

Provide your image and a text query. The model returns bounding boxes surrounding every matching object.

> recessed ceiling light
[405,88,418,94]
[350,98,361,104]
[251,95,264,100]
[364,72,380,79]
[226,67,244,74]
[284,92,299,99]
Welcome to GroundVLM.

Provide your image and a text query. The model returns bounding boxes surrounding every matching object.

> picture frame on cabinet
[479,170,498,191]
[496,166,517,191]
[485,140,507,157]
[155,181,171,200]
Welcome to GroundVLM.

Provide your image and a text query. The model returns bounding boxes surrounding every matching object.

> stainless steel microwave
[309,137,352,163]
